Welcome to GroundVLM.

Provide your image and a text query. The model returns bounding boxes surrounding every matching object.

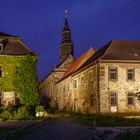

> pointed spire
[60,9,74,63]
[64,9,68,17]
[63,9,70,32]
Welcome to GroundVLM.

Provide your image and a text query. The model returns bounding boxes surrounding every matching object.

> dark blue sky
[0,0,140,81]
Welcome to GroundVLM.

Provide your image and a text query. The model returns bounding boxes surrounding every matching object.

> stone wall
[39,55,74,106]
[55,64,98,113]
[99,62,140,113]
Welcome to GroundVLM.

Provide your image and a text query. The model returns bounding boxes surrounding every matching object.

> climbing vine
[0,55,40,107]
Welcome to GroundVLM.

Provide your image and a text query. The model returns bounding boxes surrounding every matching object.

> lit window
[127,69,134,80]
[109,68,117,80]
[0,67,2,77]
[73,79,77,88]
[128,92,134,105]
[110,92,117,106]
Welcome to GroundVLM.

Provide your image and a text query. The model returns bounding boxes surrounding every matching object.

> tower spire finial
[64,9,68,18]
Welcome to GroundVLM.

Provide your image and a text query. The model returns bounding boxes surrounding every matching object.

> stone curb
[0,119,46,140]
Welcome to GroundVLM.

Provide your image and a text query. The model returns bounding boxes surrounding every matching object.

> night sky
[0,0,140,81]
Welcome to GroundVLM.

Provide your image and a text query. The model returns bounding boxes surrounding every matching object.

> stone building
[39,16,140,113]
[0,32,37,106]
[39,16,74,106]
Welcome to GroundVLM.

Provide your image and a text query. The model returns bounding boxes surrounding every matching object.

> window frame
[73,79,77,88]
[110,92,117,107]
[108,68,118,81]
[67,83,70,91]
[80,76,84,86]
[88,70,94,82]
[127,69,135,81]
[127,92,134,105]
[63,86,66,93]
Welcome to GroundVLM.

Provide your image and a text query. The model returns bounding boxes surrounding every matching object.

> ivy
[0,55,40,107]
[13,56,40,107]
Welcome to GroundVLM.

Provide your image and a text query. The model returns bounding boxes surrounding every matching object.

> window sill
[126,79,135,82]
[109,79,118,82]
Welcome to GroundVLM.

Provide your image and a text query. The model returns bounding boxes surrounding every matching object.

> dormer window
[0,43,3,52]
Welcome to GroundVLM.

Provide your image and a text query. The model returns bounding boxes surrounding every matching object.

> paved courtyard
[1,118,140,140]
[6,118,94,140]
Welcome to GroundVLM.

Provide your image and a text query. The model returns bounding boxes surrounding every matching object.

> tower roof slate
[63,17,70,32]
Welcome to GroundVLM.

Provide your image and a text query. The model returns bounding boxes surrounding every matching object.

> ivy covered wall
[0,55,39,107]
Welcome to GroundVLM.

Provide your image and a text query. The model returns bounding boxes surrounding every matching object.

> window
[63,86,66,92]
[68,83,70,91]
[58,86,61,93]
[127,69,134,80]
[109,68,117,80]
[90,94,94,107]
[0,67,2,77]
[88,71,94,82]
[73,79,77,88]
[128,92,134,105]
[81,76,84,85]
[110,92,117,106]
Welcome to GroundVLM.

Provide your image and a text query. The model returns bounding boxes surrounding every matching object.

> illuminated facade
[0,33,37,106]
[40,17,140,113]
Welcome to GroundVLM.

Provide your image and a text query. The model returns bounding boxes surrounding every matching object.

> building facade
[39,16,74,107]
[39,17,140,113]
[0,32,38,106]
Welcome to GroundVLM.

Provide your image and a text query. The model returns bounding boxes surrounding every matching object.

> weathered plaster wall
[55,65,98,113]
[99,62,140,113]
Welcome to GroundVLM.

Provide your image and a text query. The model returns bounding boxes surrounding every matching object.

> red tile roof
[63,47,94,78]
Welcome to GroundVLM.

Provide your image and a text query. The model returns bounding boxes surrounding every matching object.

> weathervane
[64,9,68,17]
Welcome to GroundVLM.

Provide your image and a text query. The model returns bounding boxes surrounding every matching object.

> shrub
[36,105,48,117]
[0,110,14,120]
[48,100,58,113]
[36,106,45,112]
[14,106,33,120]
[0,106,4,113]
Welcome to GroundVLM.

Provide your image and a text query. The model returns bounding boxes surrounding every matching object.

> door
[110,92,117,112]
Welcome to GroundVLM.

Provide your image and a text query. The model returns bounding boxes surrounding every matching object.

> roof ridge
[18,39,35,55]
[62,47,94,78]
[99,41,113,60]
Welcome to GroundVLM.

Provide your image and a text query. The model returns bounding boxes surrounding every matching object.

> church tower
[60,10,74,63]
